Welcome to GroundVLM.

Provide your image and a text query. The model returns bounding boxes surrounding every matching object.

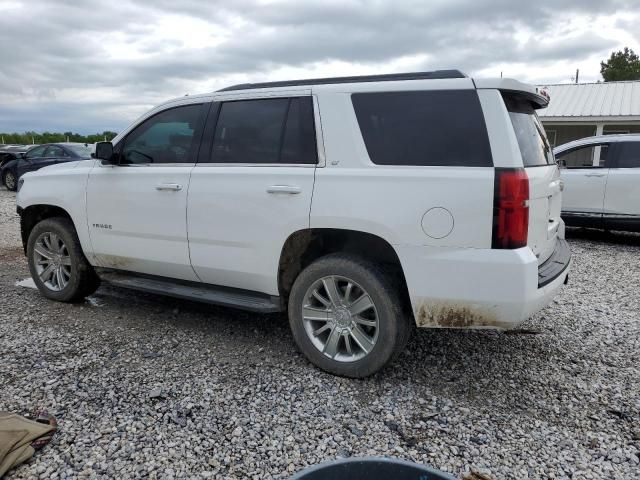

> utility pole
[575,69,579,84]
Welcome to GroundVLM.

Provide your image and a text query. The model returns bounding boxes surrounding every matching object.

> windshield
[503,94,554,167]
[66,144,93,158]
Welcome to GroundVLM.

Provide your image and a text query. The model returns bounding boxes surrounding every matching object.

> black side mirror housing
[95,142,116,164]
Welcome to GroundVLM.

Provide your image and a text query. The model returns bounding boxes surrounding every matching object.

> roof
[218,70,467,92]
[553,133,640,153]
[538,80,640,120]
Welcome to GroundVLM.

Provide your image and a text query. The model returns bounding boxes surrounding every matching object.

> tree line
[0,131,118,146]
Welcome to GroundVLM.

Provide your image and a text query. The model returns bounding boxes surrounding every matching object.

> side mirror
[95,142,116,164]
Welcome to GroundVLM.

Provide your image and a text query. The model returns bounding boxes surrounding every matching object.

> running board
[98,271,282,313]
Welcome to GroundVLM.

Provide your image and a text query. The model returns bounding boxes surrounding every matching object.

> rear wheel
[288,253,411,378]
[27,217,100,302]
[3,171,17,191]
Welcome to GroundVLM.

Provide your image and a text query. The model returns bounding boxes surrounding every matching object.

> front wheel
[3,171,17,191]
[27,217,100,302]
[288,254,411,378]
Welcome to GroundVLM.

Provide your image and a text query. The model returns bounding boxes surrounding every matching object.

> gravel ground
[1,186,639,479]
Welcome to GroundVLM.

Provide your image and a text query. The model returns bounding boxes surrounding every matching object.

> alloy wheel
[4,172,15,190]
[301,275,379,363]
[32,232,72,291]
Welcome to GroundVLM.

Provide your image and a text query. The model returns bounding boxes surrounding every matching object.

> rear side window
[503,94,553,167]
[351,90,492,167]
[210,97,317,164]
[615,142,640,168]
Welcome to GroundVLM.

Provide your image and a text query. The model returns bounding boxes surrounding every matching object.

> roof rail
[218,70,467,92]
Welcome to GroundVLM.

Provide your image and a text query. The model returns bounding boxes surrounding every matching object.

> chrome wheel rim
[33,232,71,291]
[302,275,379,363]
[5,172,15,190]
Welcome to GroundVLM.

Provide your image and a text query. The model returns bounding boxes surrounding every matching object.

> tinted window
[503,94,553,167]
[122,104,202,164]
[351,90,492,167]
[210,97,317,164]
[25,146,47,159]
[555,144,609,168]
[281,98,317,164]
[615,142,640,168]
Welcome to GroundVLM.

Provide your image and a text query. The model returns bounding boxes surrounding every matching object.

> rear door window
[502,94,554,167]
[210,97,317,164]
[614,141,640,168]
[351,90,492,167]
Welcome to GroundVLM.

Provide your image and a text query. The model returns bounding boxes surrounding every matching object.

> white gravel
[0,187,638,479]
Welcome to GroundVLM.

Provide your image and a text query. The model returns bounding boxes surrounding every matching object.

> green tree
[0,131,118,145]
[600,47,640,81]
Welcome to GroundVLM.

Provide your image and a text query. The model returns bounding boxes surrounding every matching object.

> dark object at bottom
[289,457,457,480]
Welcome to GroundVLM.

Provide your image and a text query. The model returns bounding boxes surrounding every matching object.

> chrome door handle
[267,185,301,195]
[585,173,605,177]
[156,183,182,191]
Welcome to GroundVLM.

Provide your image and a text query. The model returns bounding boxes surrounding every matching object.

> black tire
[3,171,17,191]
[27,217,100,302]
[288,253,412,378]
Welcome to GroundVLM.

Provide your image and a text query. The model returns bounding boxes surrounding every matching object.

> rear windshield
[503,94,554,167]
[352,90,493,167]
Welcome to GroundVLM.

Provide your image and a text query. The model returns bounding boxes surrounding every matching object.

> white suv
[16,70,570,377]
[555,134,640,232]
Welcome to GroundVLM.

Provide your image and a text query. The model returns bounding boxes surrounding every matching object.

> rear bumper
[538,239,570,287]
[396,241,571,330]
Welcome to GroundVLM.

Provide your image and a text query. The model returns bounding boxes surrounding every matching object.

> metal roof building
[537,80,640,148]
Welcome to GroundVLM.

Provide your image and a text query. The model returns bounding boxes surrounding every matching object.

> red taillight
[492,168,529,249]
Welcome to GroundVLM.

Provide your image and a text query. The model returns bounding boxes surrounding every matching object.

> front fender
[17,160,96,260]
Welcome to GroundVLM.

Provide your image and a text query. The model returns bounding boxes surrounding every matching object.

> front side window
[122,104,202,164]
[615,141,640,168]
[352,90,493,167]
[25,146,47,159]
[503,94,554,167]
[210,97,317,164]
[555,144,609,168]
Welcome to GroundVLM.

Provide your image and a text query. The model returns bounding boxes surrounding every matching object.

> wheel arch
[18,204,76,254]
[277,228,413,317]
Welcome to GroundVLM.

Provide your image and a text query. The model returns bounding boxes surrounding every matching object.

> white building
[538,80,640,148]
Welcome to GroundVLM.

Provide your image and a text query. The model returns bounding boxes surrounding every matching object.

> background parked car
[555,133,640,232]
[1,143,93,191]
[0,145,30,168]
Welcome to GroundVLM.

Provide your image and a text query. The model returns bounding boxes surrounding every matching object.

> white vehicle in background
[16,70,570,377]
[555,134,640,232]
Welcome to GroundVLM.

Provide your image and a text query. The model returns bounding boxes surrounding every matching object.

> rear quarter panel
[311,88,494,249]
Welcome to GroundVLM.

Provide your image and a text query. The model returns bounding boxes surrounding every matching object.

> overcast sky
[0,0,638,134]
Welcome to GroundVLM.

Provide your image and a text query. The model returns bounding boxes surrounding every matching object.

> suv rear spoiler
[473,78,549,109]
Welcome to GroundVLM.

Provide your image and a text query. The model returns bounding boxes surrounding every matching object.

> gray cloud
[0,0,636,133]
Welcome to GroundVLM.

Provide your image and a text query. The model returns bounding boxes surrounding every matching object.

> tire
[27,217,100,302]
[3,171,17,191]
[288,253,411,378]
